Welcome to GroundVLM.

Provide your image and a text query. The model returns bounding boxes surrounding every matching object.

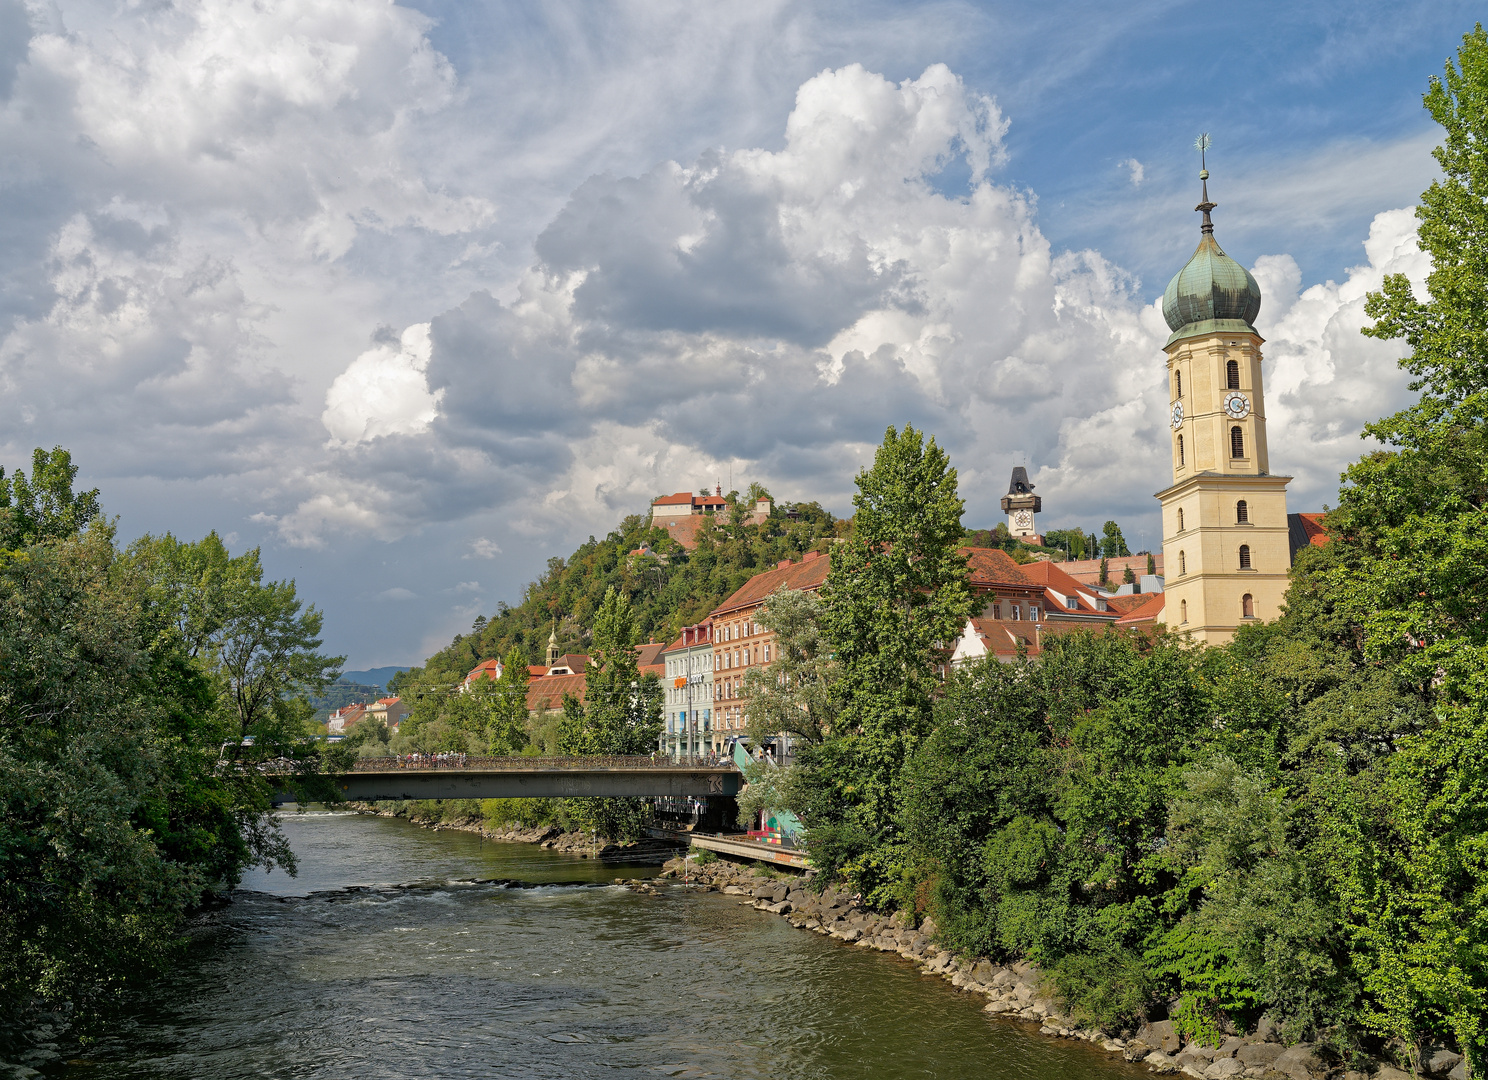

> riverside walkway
[319,755,742,801]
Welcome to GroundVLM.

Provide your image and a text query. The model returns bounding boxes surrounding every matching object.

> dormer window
[1065,595,1078,610]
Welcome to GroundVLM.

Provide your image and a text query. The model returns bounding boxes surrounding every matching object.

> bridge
[308,755,742,802]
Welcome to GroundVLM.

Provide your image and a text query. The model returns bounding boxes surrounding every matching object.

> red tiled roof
[635,641,667,669]
[1017,560,1120,619]
[966,617,1041,658]
[552,653,588,673]
[526,671,587,713]
[653,492,696,506]
[376,696,400,706]
[1104,594,1147,615]
[1115,592,1165,626]
[712,552,831,617]
[527,665,549,677]
[1297,512,1328,547]
[961,547,1037,588]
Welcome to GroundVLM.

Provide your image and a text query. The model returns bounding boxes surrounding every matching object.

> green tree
[0,446,101,548]
[804,424,973,903]
[1101,521,1130,558]
[741,587,838,749]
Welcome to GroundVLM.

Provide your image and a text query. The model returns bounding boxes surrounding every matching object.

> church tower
[1156,160,1291,644]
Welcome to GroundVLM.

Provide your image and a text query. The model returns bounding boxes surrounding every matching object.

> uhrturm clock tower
[1156,165,1291,644]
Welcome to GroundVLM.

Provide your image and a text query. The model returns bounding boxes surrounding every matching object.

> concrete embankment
[660,855,1471,1080]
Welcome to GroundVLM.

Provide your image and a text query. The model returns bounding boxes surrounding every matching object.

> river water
[66,811,1143,1080]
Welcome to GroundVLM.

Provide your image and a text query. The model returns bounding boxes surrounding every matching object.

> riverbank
[661,855,1471,1080]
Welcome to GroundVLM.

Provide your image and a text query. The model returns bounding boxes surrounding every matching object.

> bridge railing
[346,754,737,772]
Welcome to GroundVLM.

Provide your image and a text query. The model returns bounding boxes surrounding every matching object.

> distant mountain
[339,666,413,690]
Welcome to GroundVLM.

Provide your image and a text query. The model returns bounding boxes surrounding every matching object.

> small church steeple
[546,625,560,667]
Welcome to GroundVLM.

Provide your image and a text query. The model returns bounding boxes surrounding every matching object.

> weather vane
[1194,133,1211,175]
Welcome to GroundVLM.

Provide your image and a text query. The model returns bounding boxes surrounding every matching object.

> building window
[1065,595,1078,610]
[1179,550,1187,576]
[1180,599,1188,623]
[1239,544,1252,569]
[1227,358,1240,389]
[1236,499,1249,523]
[1012,605,1021,621]
[764,644,770,663]
[1242,593,1255,618]
[1030,607,1040,622]
[1174,370,1182,398]
[1177,508,1184,532]
[1177,434,1185,467]
[1231,426,1245,458]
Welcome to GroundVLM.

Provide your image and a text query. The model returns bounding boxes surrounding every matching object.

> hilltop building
[1155,165,1292,644]
[649,484,773,551]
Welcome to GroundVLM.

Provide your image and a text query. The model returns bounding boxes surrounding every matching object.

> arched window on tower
[1236,500,1249,523]
[1180,599,1188,623]
[1242,593,1255,618]
[1227,358,1240,389]
[1239,544,1252,569]
[1177,508,1185,532]
[1177,435,1185,467]
[1179,550,1186,576]
[1231,426,1245,458]
[1174,370,1182,398]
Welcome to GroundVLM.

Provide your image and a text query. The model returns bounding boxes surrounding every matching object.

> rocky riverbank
[661,854,1472,1080]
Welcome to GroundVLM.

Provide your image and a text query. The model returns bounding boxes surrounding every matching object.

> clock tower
[1156,163,1292,644]
[1001,466,1041,538]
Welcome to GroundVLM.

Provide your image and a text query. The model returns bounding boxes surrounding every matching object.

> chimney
[803,550,821,562]
[778,559,793,570]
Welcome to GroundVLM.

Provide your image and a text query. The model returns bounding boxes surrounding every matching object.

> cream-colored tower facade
[1156,170,1291,644]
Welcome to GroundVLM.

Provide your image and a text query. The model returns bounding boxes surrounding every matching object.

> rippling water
[66,812,1144,1080]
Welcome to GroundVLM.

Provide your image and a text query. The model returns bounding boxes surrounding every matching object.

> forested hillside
[395,497,842,688]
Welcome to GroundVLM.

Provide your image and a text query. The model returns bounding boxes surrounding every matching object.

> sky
[0,0,1471,669]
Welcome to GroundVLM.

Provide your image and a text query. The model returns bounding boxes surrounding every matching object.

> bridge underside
[317,768,741,802]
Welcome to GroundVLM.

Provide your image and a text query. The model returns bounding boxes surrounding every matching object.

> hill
[393,498,841,689]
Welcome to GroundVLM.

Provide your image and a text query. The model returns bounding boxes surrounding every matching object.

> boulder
[1177,1047,1216,1069]
[1146,1052,1180,1074]
[1123,1041,1153,1063]
[1238,1044,1285,1068]
[971,960,996,983]
[920,916,938,937]
[1253,1016,1281,1044]
[1181,1066,1208,1079]
[1138,1022,1182,1056]
[1448,1061,1468,1080]
[1376,1068,1412,1080]
[1205,1060,1244,1079]
[1426,1049,1465,1076]
[1217,1038,1246,1058]
[1271,1043,1320,1080]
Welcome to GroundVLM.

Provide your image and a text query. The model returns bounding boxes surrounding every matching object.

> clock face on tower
[1170,401,1184,429]
[1013,509,1034,531]
[1223,391,1251,419]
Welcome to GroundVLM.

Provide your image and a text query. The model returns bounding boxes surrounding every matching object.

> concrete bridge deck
[319,756,741,801]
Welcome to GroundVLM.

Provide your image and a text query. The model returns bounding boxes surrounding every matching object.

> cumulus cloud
[282,61,1420,557]
[1121,158,1145,186]
[1256,207,1427,506]
[466,538,502,559]
[322,323,441,445]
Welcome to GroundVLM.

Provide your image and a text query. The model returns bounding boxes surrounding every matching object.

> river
[64,811,1145,1080]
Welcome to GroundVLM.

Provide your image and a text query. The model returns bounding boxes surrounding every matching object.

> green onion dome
[1162,170,1261,341]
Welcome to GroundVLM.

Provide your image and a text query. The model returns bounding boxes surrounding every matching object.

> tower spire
[1194,133,1215,235]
